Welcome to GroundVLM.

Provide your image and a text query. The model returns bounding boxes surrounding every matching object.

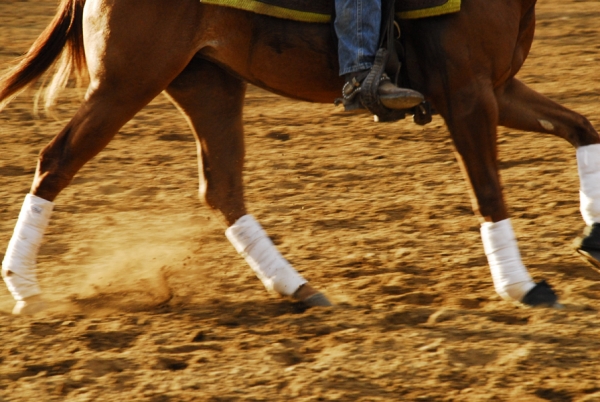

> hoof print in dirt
[521,280,559,307]
[154,356,189,371]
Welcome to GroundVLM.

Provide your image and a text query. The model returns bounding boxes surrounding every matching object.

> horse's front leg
[496,77,600,269]
[438,80,558,306]
[165,58,331,307]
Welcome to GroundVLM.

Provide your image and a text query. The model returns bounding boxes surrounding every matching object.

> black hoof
[574,223,600,273]
[521,280,558,307]
[303,292,333,307]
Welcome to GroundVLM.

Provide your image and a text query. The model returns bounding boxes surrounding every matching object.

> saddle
[200,0,460,23]
[200,0,460,123]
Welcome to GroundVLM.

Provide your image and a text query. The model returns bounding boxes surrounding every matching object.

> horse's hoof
[12,295,46,315]
[521,280,558,307]
[303,292,333,307]
[293,283,333,307]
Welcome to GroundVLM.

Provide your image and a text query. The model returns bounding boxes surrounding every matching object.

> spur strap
[360,48,394,119]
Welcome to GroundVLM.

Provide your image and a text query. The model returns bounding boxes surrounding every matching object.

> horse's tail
[0,0,87,112]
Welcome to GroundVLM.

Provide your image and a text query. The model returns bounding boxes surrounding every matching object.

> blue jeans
[334,0,381,76]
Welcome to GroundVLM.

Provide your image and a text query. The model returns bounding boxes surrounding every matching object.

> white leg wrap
[481,219,535,302]
[577,144,600,226]
[226,215,307,296]
[2,194,54,301]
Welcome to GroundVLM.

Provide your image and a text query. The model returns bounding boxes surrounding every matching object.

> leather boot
[339,70,424,113]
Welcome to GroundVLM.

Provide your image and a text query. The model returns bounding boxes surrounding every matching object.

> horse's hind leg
[496,77,600,268]
[164,58,331,306]
[2,1,201,313]
[496,77,599,147]
[3,90,175,314]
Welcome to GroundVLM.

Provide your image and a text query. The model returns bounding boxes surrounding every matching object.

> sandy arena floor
[1,1,600,400]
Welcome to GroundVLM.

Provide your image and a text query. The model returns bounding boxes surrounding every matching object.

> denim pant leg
[334,0,381,76]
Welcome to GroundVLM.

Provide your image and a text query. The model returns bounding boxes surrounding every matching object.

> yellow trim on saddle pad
[201,0,331,23]
[398,0,461,19]
[200,0,461,23]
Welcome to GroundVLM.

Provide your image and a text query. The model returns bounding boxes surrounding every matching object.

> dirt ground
[1,1,600,401]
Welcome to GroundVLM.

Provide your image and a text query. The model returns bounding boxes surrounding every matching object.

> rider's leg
[334,0,381,76]
[334,0,423,111]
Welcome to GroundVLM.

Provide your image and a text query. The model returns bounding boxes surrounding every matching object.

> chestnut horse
[1,0,599,313]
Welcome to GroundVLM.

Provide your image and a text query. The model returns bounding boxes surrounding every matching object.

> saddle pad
[200,0,460,23]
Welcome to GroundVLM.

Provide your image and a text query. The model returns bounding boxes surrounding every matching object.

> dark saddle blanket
[200,0,460,23]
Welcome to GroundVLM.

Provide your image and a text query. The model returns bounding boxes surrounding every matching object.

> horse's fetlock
[574,116,600,146]
[32,155,74,199]
[199,187,224,212]
[475,191,504,219]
